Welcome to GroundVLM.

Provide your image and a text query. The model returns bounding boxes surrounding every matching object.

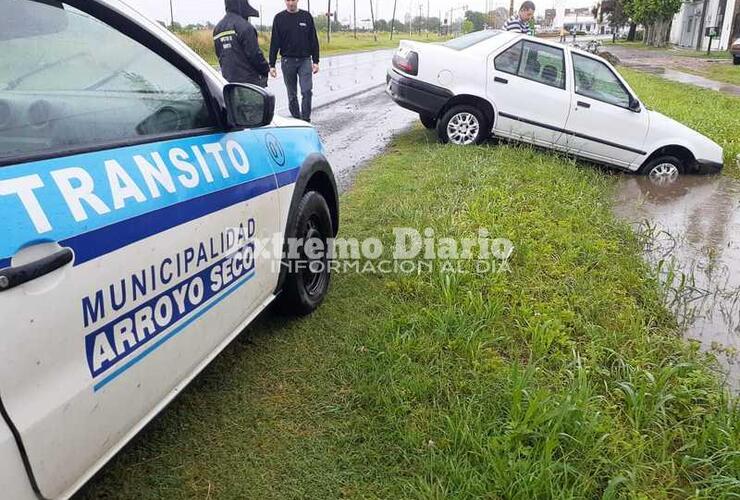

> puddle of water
[623,63,740,96]
[614,175,740,389]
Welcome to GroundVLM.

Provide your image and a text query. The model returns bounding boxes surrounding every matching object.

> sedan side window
[518,41,565,89]
[494,41,565,89]
[572,53,631,108]
[0,1,216,163]
[494,41,523,75]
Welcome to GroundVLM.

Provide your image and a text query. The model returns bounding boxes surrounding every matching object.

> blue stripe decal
[276,167,300,187]
[93,269,256,391]
[65,173,277,267]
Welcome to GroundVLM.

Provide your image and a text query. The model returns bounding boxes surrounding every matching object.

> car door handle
[576,101,591,109]
[0,248,74,292]
[494,77,508,84]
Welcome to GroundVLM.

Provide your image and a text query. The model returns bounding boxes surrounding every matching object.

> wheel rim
[446,112,480,145]
[301,216,328,297]
[648,162,680,185]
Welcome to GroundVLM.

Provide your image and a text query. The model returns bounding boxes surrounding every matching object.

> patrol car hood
[225,0,259,18]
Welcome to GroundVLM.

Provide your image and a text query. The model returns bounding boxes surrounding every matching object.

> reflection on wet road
[311,88,417,192]
[268,49,396,114]
[614,175,740,389]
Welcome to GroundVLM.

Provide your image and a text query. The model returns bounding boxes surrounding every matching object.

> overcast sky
[123,0,572,26]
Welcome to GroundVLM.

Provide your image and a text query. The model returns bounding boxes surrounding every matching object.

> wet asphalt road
[267,49,418,192]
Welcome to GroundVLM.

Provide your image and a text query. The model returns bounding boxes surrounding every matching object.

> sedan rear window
[444,30,501,50]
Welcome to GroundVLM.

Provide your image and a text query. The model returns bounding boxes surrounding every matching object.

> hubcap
[301,217,327,297]
[446,112,480,145]
[648,162,679,185]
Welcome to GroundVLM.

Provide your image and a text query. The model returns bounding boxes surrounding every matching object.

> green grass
[77,130,740,498]
[619,67,740,176]
[178,30,451,66]
[675,64,740,87]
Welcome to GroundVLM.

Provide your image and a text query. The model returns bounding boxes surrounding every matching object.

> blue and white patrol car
[0,1,338,498]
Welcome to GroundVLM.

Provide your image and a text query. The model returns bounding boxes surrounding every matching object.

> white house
[670,0,739,50]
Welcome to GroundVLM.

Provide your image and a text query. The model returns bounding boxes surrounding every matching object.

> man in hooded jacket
[214,0,270,87]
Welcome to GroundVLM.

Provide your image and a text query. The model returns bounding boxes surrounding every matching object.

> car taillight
[392,50,418,76]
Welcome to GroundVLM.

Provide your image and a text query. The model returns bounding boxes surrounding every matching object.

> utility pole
[327,0,331,43]
[169,0,174,29]
[308,0,311,13]
[419,3,423,35]
[353,0,357,38]
[390,0,397,39]
[369,0,377,41]
[509,0,514,16]
[260,4,263,32]
[426,0,430,37]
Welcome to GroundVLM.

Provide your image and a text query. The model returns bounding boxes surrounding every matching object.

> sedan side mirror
[224,83,275,129]
[628,97,641,113]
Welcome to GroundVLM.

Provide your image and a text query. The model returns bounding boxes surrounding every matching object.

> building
[550,5,602,33]
[670,0,740,50]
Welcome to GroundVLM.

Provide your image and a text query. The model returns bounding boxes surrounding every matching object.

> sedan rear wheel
[640,155,686,185]
[437,105,489,145]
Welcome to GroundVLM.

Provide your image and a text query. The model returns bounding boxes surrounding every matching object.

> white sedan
[386,31,724,181]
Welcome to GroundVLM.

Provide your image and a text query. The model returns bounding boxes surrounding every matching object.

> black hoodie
[214,0,269,84]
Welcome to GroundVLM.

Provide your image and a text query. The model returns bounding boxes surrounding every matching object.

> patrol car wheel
[279,190,333,316]
[419,113,437,129]
[437,105,489,145]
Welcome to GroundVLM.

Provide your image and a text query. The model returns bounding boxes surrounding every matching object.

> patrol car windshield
[0,0,214,163]
[443,30,501,50]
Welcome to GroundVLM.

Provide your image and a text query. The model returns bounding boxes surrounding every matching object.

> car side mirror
[224,83,275,129]
[628,97,641,113]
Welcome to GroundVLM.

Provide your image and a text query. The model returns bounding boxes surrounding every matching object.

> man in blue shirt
[503,1,535,34]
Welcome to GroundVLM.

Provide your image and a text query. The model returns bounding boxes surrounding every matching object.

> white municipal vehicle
[387,30,724,181]
[0,1,339,498]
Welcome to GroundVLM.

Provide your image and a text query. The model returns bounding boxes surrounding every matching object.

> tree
[464,10,487,31]
[623,0,681,46]
[462,19,475,33]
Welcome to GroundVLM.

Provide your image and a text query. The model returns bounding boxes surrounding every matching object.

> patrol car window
[0,1,215,163]
[494,41,523,75]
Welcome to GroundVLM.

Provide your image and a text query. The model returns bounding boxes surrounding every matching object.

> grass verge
[619,67,740,177]
[78,130,740,499]
[178,30,450,66]
[675,64,740,87]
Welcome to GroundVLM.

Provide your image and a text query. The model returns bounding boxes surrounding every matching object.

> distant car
[0,1,338,498]
[386,30,724,181]
[732,37,740,65]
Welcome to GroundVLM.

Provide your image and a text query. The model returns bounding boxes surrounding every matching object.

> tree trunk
[627,22,636,41]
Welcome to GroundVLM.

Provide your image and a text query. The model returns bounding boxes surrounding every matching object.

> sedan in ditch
[386,30,724,182]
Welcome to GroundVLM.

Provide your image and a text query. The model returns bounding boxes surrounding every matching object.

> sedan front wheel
[640,155,686,185]
[437,105,489,145]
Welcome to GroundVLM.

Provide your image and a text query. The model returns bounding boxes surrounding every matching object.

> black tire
[419,113,437,129]
[639,154,686,185]
[277,191,333,316]
[734,55,740,65]
[436,105,489,145]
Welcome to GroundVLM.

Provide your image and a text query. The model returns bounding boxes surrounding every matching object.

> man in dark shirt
[214,0,270,87]
[269,0,320,122]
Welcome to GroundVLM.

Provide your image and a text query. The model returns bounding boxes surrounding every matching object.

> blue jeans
[281,57,313,121]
